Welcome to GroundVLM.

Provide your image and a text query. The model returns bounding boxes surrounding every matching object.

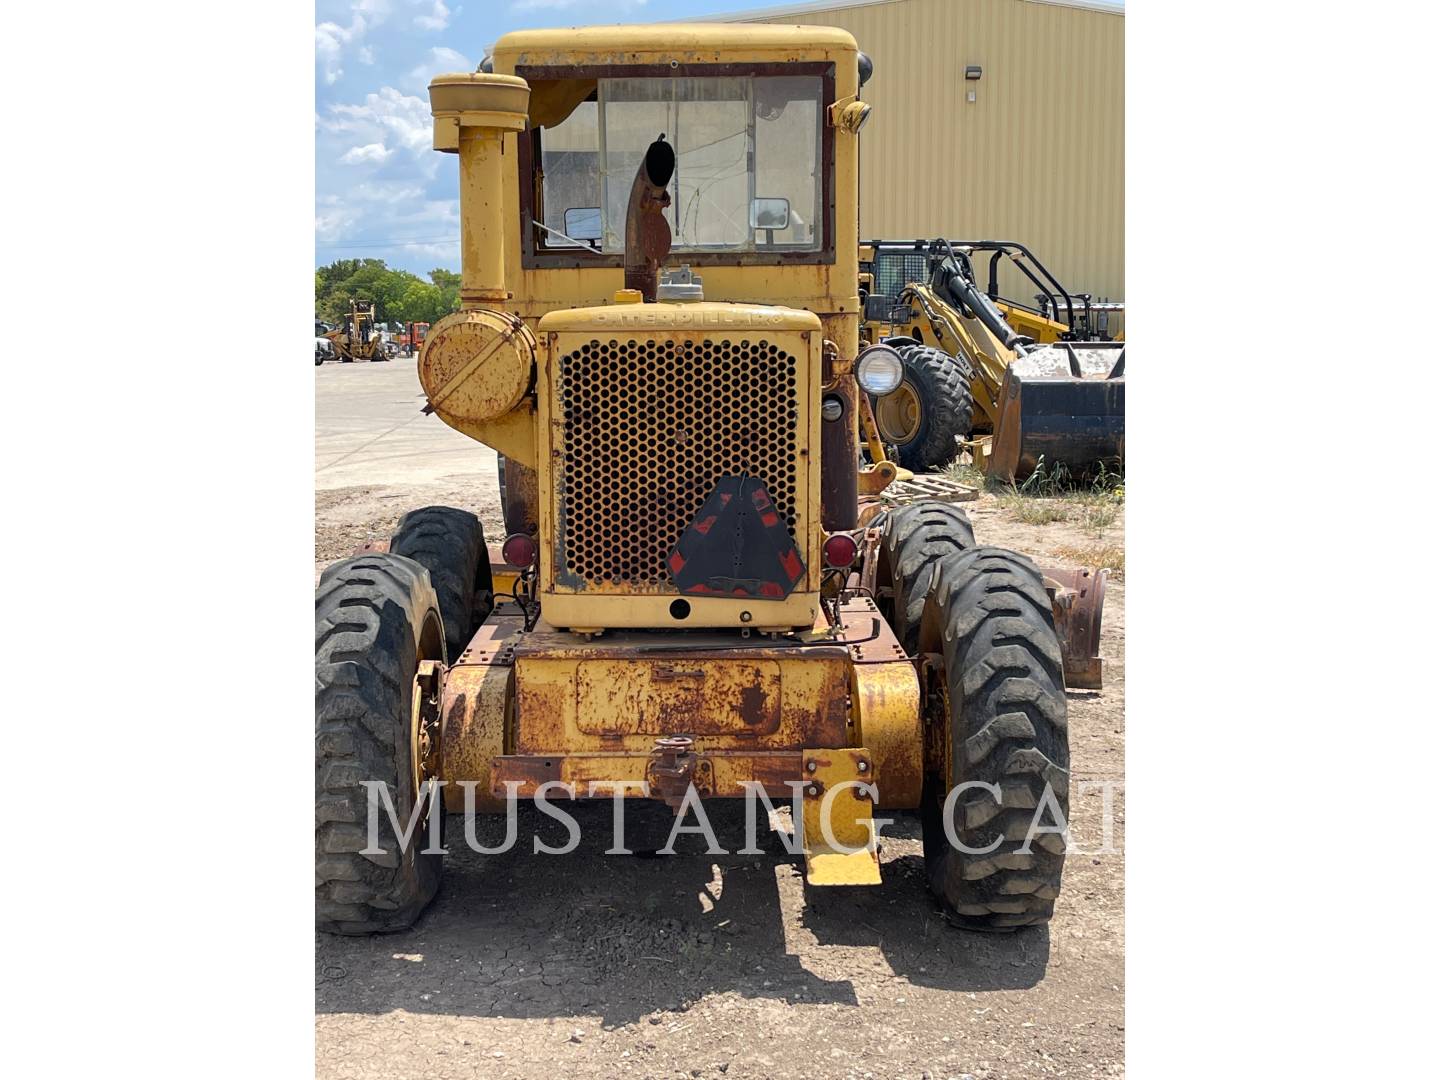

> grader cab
[316,24,1094,937]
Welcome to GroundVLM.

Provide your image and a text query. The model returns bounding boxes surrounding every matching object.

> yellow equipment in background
[323,299,389,362]
[861,239,1124,482]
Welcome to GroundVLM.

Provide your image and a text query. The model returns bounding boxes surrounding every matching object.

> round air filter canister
[418,309,537,423]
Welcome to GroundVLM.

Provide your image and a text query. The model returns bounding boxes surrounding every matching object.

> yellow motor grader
[315,24,1105,936]
[323,299,389,362]
[860,239,1125,480]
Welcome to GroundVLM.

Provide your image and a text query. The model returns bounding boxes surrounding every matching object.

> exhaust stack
[623,135,675,302]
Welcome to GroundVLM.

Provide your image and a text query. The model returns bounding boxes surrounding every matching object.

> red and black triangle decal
[666,476,806,600]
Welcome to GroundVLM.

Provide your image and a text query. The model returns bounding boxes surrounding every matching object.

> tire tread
[921,545,1070,930]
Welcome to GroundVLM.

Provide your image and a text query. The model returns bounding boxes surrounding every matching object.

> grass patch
[1054,541,1125,578]
[1002,495,1072,525]
[1080,500,1119,534]
[989,456,1125,531]
[940,459,990,490]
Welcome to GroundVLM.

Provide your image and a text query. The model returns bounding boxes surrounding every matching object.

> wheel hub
[410,660,443,799]
[875,380,921,443]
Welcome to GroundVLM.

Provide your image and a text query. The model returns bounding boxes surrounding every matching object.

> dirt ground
[315,359,1125,1078]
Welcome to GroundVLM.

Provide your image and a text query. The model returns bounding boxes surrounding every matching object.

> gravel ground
[315,360,1125,1078]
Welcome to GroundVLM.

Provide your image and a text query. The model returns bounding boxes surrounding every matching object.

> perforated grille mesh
[556,336,801,589]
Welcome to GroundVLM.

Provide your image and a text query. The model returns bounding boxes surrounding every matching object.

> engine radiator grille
[555,336,801,590]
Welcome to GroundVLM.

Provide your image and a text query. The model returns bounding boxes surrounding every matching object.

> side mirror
[562,207,602,241]
[750,197,791,230]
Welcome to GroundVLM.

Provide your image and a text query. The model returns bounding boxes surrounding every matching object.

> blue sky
[315,0,772,275]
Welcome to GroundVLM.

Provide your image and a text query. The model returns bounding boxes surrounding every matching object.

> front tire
[390,506,491,663]
[315,554,446,934]
[880,500,976,652]
[919,546,1070,930]
[873,344,974,472]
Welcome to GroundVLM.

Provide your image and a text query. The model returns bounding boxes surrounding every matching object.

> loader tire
[920,546,1069,931]
[880,500,976,653]
[315,554,446,934]
[390,506,492,663]
[875,344,973,472]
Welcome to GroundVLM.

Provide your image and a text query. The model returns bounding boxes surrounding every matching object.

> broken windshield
[537,75,824,255]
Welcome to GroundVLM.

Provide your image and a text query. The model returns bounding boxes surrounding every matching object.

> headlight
[856,344,904,395]
[821,394,845,422]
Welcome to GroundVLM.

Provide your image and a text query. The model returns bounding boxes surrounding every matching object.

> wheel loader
[859,239,1125,480]
[323,299,389,362]
[315,24,1106,937]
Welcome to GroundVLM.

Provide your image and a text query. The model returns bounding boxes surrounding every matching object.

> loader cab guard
[863,239,1110,341]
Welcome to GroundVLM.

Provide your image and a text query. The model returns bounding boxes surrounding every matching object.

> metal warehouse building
[710,0,1125,306]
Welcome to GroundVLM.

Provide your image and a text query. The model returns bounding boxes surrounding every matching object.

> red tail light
[502,532,537,568]
[823,533,858,568]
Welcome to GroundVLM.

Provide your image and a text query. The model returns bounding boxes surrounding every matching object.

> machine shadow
[798,814,1052,992]
[317,804,1051,1026]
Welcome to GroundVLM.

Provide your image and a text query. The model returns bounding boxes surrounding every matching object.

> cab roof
[492,22,859,65]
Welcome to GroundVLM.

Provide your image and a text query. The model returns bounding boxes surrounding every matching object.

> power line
[315,236,459,248]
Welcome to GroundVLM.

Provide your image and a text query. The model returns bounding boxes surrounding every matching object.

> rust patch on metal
[1041,566,1108,690]
[647,735,716,808]
[738,682,769,727]
[839,595,922,809]
[439,607,525,812]
[510,630,850,756]
[493,750,810,799]
[491,754,562,794]
[573,660,783,737]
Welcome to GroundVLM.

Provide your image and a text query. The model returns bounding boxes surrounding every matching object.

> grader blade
[987,342,1125,484]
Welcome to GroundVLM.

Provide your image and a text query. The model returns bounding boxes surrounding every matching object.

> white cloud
[315,17,364,84]
[315,199,363,242]
[352,182,427,203]
[340,142,393,165]
[323,86,434,156]
[315,2,395,84]
[414,1,451,31]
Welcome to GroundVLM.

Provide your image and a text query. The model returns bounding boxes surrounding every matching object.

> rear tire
[919,546,1069,930]
[880,500,976,653]
[875,344,973,472]
[391,506,492,663]
[315,554,446,934]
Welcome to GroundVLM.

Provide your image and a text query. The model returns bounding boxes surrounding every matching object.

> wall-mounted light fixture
[964,65,983,80]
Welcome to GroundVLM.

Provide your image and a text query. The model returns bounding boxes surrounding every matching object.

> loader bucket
[986,342,1125,483]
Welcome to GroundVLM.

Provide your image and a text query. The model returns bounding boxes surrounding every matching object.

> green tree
[429,268,462,315]
[314,259,463,325]
[397,281,444,323]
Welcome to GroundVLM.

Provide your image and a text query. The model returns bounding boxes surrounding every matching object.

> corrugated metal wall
[742,0,1124,304]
